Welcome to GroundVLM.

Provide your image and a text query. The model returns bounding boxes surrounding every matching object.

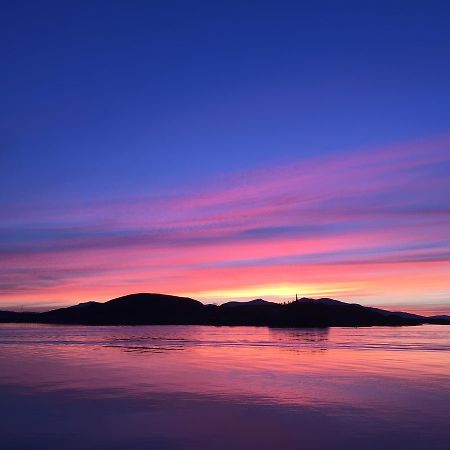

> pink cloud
[1,135,449,310]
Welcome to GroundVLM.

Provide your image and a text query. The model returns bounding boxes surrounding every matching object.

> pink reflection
[1,324,450,408]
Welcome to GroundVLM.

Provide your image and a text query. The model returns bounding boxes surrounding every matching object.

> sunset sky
[1,1,449,313]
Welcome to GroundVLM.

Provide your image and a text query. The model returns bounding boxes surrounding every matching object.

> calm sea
[0,324,449,450]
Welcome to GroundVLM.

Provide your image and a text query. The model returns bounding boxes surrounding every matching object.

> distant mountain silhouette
[222,298,275,308]
[427,314,450,324]
[0,293,449,327]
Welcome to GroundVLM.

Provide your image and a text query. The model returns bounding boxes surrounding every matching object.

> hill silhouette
[0,293,449,327]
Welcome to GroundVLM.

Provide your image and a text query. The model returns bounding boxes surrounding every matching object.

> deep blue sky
[2,0,450,203]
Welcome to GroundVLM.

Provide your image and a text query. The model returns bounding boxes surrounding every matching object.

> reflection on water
[0,324,449,450]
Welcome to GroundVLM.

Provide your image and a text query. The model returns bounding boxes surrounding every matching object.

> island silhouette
[1,293,449,327]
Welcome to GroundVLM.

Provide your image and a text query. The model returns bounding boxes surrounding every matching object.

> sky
[1,1,449,313]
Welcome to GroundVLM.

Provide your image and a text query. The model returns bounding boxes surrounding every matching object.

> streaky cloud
[1,135,449,310]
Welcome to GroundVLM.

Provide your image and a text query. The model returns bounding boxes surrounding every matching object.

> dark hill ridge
[0,293,449,327]
[40,293,204,325]
[222,298,274,308]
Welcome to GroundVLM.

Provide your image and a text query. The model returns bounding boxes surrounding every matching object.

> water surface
[0,324,449,449]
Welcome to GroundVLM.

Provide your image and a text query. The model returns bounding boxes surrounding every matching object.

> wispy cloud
[1,136,449,311]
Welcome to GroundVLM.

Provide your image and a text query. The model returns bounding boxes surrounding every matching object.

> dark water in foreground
[0,324,449,450]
